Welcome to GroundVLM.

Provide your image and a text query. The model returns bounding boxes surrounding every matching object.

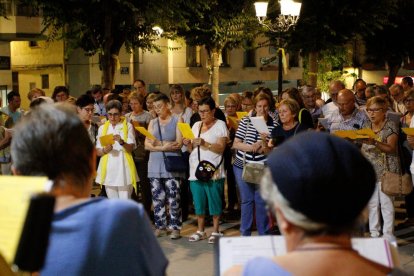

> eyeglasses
[199,109,211,114]
[225,105,237,109]
[107,112,120,117]
[153,104,165,110]
[366,108,383,113]
[82,107,94,113]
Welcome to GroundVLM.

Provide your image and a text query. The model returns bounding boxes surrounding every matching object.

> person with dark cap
[225,132,406,275]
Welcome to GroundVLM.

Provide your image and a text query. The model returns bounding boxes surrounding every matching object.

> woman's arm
[198,136,227,154]
[374,133,398,154]
[232,137,261,153]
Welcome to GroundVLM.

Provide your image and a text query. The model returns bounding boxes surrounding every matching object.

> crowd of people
[5,76,414,274]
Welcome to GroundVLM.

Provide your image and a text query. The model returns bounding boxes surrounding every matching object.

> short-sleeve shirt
[361,119,400,180]
[234,115,278,168]
[328,107,368,133]
[188,120,229,181]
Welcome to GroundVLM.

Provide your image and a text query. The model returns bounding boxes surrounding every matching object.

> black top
[271,123,308,146]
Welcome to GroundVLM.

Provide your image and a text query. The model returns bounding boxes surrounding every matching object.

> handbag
[157,119,188,173]
[195,123,223,182]
[241,118,266,185]
[381,151,413,196]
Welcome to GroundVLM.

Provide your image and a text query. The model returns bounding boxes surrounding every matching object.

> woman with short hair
[145,93,184,239]
[95,100,138,199]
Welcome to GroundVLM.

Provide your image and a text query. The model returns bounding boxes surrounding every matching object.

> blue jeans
[233,165,270,236]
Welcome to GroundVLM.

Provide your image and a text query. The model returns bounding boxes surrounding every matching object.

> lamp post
[254,0,301,95]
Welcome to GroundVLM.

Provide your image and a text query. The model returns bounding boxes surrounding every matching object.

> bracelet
[119,140,125,145]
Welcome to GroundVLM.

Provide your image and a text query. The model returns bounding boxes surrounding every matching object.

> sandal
[208,232,223,244]
[189,231,207,242]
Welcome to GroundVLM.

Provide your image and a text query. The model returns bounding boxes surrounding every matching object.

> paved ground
[158,208,414,276]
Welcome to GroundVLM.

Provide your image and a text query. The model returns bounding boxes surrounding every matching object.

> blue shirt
[41,197,168,276]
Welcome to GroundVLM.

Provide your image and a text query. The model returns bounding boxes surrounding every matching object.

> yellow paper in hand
[178,123,195,139]
[333,130,358,139]
[0,176,48,264]
[135,127,156,140]
[402,128,414,136]
[99,134,115,146]
[356,128,377,139]
[227,116,239,129]
[236,112,248,120]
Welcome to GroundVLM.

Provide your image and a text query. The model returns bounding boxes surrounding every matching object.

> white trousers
[368,182,396,242]
[105,185,133,200]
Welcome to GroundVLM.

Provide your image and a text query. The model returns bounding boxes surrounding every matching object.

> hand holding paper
[250,117,269,134]
[99,134,115,146]
[178,123,195,139]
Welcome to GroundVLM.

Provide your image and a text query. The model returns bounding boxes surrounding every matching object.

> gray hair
[11,104,94,188]
[260,168,327,232]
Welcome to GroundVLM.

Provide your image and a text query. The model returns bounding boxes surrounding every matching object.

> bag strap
[242,117,256,165]
[197,122,223,169]
[157,118,169,161]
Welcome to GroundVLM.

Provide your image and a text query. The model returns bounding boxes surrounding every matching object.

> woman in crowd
[183,97,228,243]
[170,84,193,123]
[121,95,130,115]
[145,92,160,118]
[281,87,314,129]
[95,100,138,199]
[76,94,99,145]
[241,91,254,113]
[269,98,308,148]
[226,132,404,275]
[361,96,399,243]
[27,87,45,102]
[189,86,226,127]
[400,89,414,227]
[232,93,277,236]
[52,86,70,102]
[11,104,167,275]
[125,93,153,217]
[253,87,277,120]
[223,95,239,212]
[145,93,183,239]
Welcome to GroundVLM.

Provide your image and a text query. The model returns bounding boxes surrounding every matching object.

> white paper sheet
[249,116,269,134]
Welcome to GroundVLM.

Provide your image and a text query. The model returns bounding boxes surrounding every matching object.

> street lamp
[254,0,302,94]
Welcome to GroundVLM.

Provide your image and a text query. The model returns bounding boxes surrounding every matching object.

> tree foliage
[176,0,260,100]
[364,0,414,86]
[22,0,208,88]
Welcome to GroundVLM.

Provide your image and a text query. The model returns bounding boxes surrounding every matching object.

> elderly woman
[281,87,314,129]
[232,93,278,236]
[189,86,226,127]
[76,94,99,144]
[170,84,193,123]
[225,132,403,275]
[183,97,228,244]
[95,100,138,199]
[11,104,167,275]
[361,96,399,243]
[269,98,308,147]
[125,92,153,217]
[145,93,184,239]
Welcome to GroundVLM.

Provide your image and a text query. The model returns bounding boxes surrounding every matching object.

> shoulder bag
[157,119,188,173]
[381,151,412,196]
[241,117,266,185]
[195,122,224,182]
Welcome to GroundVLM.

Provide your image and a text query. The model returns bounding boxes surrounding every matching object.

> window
[29,82,36,90]
[16,3,38,16]
[288,51,300,68]
[220,48,230,67]
[29,41,39,48]
[0,0,12,16]
[243,41,256,67]
[186,45,201,67]
[41,74,49,89]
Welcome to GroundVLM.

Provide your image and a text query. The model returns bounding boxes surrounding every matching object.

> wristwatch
[119,140,125,145]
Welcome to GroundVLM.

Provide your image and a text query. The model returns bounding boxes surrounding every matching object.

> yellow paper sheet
[178,123,195,139]
[236,112,248,120]
[99,134,115,146]
[333,129,375,140]
[135,127,156,140]
[402,128,414,136]
[0,176,48,264]
[227,116,239,129]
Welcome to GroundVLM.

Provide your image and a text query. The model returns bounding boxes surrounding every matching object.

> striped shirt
[234,115,278,168]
